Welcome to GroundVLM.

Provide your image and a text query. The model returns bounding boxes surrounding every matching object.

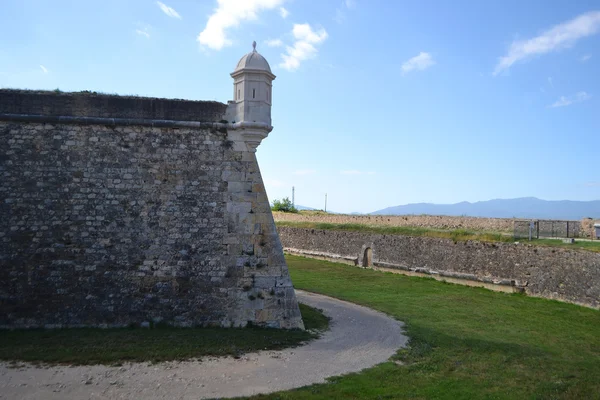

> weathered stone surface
[0,90,303,330]
[278,227,600,309]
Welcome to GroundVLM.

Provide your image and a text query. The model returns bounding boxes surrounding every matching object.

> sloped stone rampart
[278,227,600,309]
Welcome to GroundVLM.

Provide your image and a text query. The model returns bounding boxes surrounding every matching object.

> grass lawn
[251,255,600,399]
[276,221,600,253]
[530,238,600,253]
[0,303,328,366]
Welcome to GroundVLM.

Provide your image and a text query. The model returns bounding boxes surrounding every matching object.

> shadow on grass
[0,303,329,366]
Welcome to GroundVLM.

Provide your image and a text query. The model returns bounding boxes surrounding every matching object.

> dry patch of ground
[274,211,514,233]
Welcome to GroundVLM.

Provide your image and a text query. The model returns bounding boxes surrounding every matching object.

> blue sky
[1,0,599,213]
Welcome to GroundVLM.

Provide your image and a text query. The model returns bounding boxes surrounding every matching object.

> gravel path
[0,290,407,399]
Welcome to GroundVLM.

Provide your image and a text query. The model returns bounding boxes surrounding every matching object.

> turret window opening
[252,88,256,99]
[237,89,240,100]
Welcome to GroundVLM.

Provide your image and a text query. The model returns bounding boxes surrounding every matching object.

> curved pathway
[0,290,407,399]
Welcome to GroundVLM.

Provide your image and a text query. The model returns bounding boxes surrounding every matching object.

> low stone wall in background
[274,212,515,232]
[278,227,600,309]
[273,212,599,238]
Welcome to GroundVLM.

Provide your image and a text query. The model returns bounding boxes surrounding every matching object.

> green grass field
[251,255,600,399]
[531,237,600,252]
[2,255,598,398]
[276,221,600,253]
[0,303,328,366]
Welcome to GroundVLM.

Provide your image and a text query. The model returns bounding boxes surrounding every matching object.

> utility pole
[324,193,327,213]
[528,221,533,241]
[292,186,295,208]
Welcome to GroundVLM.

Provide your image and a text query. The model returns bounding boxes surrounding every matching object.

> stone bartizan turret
[224,41,276,152]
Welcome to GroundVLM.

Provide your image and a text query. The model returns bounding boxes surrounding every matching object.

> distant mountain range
[295,205,317,211]
[371,197,600,220]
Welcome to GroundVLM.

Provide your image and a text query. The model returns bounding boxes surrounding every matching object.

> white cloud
[581,54,592,62]
[585,181,600,187]
[266,38,283,47]
[39,65,48,74]
[294,169,316,176]
[280,23,328,71]
[334,8,345,24]
[340,170,375,175]
[549,91,592,108]
[198,0,284,50]
[156,1,181,19]
[494,11,600,75]
[334,0,355,24]
[279,7,289,18]
[401,52,435,74]
[136,28,150,38]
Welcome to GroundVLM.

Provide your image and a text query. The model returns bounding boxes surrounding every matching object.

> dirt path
[0,290,407,399]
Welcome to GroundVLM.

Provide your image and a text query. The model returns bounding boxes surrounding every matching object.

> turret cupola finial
[252,41,257,52]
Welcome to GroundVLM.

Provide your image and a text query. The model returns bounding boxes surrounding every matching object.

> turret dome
[232,41,275,78]
[224,40,276,144]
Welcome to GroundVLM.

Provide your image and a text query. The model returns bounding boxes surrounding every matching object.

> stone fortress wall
[279,227,600,309]
[273,212,599,238]
[0,88,303,329]
[274,212,515,232]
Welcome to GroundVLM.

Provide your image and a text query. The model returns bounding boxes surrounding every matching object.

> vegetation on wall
[0,304,328,366]
[276,221,600,253]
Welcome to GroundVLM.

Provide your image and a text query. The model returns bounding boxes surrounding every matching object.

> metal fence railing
[514,219,581,239]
